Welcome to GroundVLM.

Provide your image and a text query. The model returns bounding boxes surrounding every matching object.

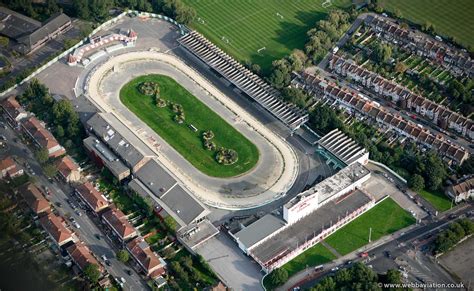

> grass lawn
[325,197,415,255]
[120,74,259,178]
[419,189,452,212]
[380,0,474,50]
[282,243,336,277]
[183,0,351,74]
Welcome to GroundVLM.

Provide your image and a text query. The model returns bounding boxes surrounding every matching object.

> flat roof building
[85,113,152,173]
[0,7,71,54]
[284,162,370,224]
[83,136,130,181]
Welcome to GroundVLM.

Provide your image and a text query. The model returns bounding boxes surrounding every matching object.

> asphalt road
[1,119,148,290]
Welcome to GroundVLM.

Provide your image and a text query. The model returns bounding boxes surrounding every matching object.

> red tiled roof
[450,178,474,197]
[19,183,50,214]
[75,182,109,212]
[57,155,79,179]
[22,117,63,154]
[40,213,73,245]
[0,157,16,172]
[0,96,26,120]
[103,207,136,240]
[127,237,164,276]
[67,242,101,271]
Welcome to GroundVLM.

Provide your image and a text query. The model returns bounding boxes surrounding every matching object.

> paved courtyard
[195,233,263,291]
[439,236,474,287]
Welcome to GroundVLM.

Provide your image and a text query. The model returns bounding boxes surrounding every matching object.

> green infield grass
[183,0,351,73]
[324,197,415,255]
[120,74,259,177]
[380,0,474,50]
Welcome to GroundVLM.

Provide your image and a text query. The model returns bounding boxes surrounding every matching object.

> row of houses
[15,182,108,283]
[329,55,474,140]
[0,95,166,283]
[364,14,473,77]
[298,73,469,165]
[73,181,167,280]
[1,96,66,158]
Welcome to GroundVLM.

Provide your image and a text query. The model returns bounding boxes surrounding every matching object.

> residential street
[1,119,148,290]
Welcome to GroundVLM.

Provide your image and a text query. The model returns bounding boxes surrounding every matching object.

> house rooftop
[75,182,109,212]
[18,183,50,214]
[40,213,73,245]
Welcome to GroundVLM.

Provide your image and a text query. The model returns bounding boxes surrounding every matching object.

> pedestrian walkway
[320,241,341,258]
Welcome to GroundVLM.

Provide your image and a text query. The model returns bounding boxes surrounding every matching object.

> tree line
[434,218,474,254]
[268,10,353,93]
[71,0,196,24]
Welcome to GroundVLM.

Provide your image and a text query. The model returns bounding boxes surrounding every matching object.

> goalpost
[322,0,332,8]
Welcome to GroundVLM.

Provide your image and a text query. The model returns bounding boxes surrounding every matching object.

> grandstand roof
[318,129,369,166]
[178,31,308,130]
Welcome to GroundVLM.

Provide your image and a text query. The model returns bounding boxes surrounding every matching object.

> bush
[216,148,238,165]
[268,268,288,287]
[117,249,129,263]
[138,81,160,96]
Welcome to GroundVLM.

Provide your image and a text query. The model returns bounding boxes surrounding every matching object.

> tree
[55,125,65,138]
[0,36,9,47]
[83,263,101,283]
[385,269,402,284]
[35,148,49,164]
[162,246,176,259]
[164,216,177,233]
[175,6,196,25]
[458,156,474,176]
[308,105,345,134]
[408,174,424,192]
[73,0,90,19]
[117,249,130,263]
[373,43,392,63]
[43,163,58,178]
[394,62,407,73]
[423,153,447,190]
[268,268,288,287]
[282,87,309,108]
[268,59,292,89]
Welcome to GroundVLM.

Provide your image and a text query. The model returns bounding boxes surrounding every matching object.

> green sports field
[120,74,259,178]
[324,197,416,255]
[183,0,351,73]
[380,0,474,50]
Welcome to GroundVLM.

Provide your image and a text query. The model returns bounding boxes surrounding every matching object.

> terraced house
[21,116,66,158]
[364,15,474,77]
[329,55,474,140]
[298,73,469,165]
[0,96,28,128]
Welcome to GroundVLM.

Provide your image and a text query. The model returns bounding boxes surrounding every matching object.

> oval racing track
[85,51,299,210]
